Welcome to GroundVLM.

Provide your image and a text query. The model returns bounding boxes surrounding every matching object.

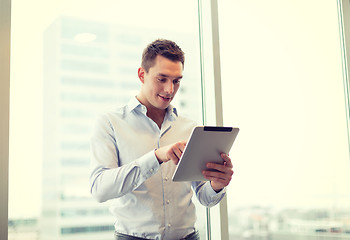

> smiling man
[89,39,234,240]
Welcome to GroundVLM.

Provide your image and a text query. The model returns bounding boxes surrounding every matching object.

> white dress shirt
[89,96,226,240]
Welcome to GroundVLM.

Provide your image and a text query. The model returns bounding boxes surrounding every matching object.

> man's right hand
[155,141,186,165]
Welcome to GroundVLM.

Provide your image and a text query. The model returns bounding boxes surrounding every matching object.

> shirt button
[168,223,171,228]
[150,168,154,173]
[166,200,170,204]
[164,177,168,181]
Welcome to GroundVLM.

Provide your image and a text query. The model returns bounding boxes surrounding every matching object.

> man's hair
[141,39,185,72]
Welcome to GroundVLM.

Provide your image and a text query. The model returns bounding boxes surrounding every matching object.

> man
[90,39,233,240]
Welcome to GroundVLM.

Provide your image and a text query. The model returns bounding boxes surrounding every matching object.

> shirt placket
[158,122,173,236]
[143,107,175,236]
[140,107,169,235]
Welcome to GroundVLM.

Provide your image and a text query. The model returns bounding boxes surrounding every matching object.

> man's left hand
[202,153,234,192]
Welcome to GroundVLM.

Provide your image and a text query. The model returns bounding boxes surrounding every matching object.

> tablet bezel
[172,126,239,182]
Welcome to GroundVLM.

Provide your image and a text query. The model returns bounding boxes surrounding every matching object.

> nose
[164,81,174,94]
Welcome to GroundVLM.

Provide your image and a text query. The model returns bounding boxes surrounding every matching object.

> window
[7,1,350,239]
[9,1,205,239]
[218,0,350,239]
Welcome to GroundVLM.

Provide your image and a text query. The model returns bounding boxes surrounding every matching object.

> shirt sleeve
[191,181,226,208]
[89,115,160,203]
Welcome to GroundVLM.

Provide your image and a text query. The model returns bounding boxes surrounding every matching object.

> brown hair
[141,39,185,72]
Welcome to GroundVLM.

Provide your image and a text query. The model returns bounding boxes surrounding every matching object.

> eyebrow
[158,73,183,80]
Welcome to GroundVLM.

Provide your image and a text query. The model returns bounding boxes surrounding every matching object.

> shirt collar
[127,96,146,113]
[166,104,178,121]
[127,96,178,121]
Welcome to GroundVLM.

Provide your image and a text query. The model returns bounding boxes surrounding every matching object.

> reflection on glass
[9,1,204,239]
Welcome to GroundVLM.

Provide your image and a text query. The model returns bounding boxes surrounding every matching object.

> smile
[159,95,172,102]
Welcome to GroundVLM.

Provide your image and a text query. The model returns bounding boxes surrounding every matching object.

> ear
[138,67,145,84]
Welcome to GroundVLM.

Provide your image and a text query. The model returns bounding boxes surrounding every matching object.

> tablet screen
[172,126,239,182]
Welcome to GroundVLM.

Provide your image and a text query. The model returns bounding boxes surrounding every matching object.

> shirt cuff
[135,150,160,180]
[204,182,226,200]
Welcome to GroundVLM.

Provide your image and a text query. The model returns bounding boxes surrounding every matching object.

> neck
[146,107,166,129]
[135,95,167,129]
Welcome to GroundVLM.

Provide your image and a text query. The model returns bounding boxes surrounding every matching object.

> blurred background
[8,0,350,239]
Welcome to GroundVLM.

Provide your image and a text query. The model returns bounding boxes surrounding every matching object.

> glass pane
[219,0,350,239]
[9,1,205,239]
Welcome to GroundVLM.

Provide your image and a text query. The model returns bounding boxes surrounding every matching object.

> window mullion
[338,0,350,160]
[198,0,229,239]
[0,0,11,239]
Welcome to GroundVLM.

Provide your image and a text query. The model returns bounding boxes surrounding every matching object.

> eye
[173,79,181,84]
[158,78,166,82]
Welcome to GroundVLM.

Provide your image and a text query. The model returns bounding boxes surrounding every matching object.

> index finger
[176,141,186,152]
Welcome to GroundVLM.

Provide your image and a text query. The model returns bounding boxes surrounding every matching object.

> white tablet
[172,126,239,182]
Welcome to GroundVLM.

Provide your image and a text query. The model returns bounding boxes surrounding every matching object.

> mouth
[158,95,172,102]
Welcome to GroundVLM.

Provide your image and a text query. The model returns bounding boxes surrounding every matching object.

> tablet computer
[172,126,239,182]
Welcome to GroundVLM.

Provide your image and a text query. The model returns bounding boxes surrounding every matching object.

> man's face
[138,55,183,111]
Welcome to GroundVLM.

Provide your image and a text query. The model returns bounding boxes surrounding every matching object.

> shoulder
[93,104,127,128]
[176,115,198,128]
[172,107,199,127]
[172,112,199,138]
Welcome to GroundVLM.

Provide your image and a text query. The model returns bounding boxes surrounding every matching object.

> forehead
[149,55,183,77]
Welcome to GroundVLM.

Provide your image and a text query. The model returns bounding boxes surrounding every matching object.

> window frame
[198,0,228,239]
[338,0,350,149]
[0,0,11,239]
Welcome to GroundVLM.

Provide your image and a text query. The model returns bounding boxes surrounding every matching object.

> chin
[157,102,171,110]
[160,104,170,110]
